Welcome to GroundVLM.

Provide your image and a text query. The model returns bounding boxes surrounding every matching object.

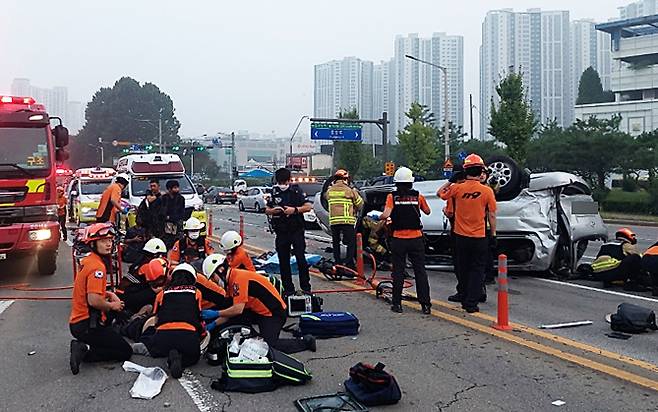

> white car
[238,187,272,213]
[233,179,248,195]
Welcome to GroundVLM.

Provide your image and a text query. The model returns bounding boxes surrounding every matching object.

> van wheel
[486,155,525,201]
[38,250,57,276]
[238,201,245,212]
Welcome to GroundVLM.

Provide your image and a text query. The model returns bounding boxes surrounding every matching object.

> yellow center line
[227,241,658,391]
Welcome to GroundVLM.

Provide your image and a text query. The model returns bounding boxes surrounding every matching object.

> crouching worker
[69,223,132,375]
[118,238,169,314]
[147,263,204,379]
[219,230,256,271]
[170,217,214,265]
[591,228,643,290]
[201,254,316,354]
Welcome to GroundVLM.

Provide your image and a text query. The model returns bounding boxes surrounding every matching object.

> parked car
[238,186,272,213]
[314,156,608,274]
[233,179,248,195]
[202,186,218,203]
[203,186,237,204]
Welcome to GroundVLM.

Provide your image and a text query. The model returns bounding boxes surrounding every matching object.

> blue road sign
[457,150,467,161]
[311,122,362,141]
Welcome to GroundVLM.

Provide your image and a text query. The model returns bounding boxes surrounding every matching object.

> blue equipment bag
[298,312,360,338]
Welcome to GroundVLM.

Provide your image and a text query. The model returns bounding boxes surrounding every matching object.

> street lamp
[289,115,309,161]
[136,108,164,152]
[405,54,450,160]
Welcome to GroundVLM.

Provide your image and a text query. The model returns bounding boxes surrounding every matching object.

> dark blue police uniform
[267,185,312,294]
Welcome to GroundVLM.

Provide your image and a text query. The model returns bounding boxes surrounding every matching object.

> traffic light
[145,144,153,152]
[171,144,180,152]
[122,148,130,154]
[195,145,205,152]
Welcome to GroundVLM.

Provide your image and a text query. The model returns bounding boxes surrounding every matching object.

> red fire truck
[0,95,70,275]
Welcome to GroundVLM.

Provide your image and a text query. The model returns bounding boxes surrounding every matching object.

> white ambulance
[115,153,206,230]
[67,167,116,225]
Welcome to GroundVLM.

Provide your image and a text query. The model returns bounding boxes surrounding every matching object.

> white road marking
[178,370,221,412]
[0,300,14,315]
[535,278,658,304]
[305,233,332,243]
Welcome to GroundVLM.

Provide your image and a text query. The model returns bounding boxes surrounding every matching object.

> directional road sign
[311,122,362,141]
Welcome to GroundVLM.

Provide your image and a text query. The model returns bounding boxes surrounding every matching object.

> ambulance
[67,167,116,225]
[115,153,206,230]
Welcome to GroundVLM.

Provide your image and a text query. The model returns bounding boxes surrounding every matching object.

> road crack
[434,383,486,411]
[307,334,467,362]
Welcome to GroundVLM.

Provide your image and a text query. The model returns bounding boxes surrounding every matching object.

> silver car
[238,186,272,213]
[315,171,607,273]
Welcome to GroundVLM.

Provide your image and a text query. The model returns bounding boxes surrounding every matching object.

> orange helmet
[463,154,485,168]
[334,169,349,179]
[143,257,169,282]
[83,222,116,244]
[615,228,637,245]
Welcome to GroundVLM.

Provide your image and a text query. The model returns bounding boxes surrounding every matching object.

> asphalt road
[0,205,656,411]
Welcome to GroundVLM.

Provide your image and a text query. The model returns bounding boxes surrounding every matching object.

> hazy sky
[1,0,627,138]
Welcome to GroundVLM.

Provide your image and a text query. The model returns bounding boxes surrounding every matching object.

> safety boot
[70,340,88,375]
[168,349,183,379]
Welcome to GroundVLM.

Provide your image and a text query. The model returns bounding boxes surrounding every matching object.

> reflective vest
[592,241,624,273]
[156,285,202,333]
[180,237,209,262]
[327,181,363,226]
[389,189,422,231]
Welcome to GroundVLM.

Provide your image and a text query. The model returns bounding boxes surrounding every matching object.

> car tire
[38,250,57,276]
[238,201,245,212]
[486,155,525,202]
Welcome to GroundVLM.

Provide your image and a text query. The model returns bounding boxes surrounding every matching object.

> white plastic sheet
[122,361,168,400]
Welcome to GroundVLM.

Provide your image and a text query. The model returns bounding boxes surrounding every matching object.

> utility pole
[231,132,236,181]
[191,149,195,177]
[158,109,163,153]
[469,94,474,140]
[382,111,388,162]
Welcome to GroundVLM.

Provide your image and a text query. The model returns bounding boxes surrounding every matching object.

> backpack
[270,348,312,385]
[298,312,359,338]
[610,303,658,334]
[344,362,402,406]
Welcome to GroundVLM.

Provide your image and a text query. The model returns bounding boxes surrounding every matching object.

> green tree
[397,102,440,176]
[576,67,615,104]
[356,145,383,179]
[489,72,537,164]
[334,108,363,175]
[72,77,181,168]
[437,122,468,160]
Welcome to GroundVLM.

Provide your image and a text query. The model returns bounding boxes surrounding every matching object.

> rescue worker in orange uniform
[437,165,466,298]
[450,154,497,313]
[56,186,68,241]
[69,223,132,375]
[117,257,169,314]
[380,167,432,315]
[147,263,204,378]
[641,241,658,296]
[195,263,232,310]
[201,254,316,354]
[219,230,256,271]
[170,217,214,265]
[96,174,129,224]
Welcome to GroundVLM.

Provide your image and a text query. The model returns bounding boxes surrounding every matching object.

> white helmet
[114,173,130,186]
[202,253,227,279]
[143,238,166,254]
[393,167,414,183]
[171,262,197,279]
[219,231,242,252]
[183,217,204,231]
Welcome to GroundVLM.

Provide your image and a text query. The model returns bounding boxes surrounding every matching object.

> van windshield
[131,175,196,197]
[80,180,111,195]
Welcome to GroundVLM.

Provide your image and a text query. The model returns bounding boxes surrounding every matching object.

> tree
[334,108,363,175]
[356,146,383,179]
[437,122,468,160]
[576,67,615,104]
[72,77,181,168]
[489,72,537,165]
[397,102,440,177]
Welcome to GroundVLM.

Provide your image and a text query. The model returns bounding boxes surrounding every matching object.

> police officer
[201,254,316,354]
[170,217,214,265]
[591,228,644,290]
[69,222,132,375]
[380,167,432,314]
[325,169,363,268]
[265,168,312,296]
[450,154,497,313]
[96,174,129,224]
[147,263,204,378]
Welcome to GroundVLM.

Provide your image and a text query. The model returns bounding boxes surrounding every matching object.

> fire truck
[0,96,70,275]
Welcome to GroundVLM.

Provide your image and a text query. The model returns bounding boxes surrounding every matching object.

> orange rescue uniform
[96,182,122,223]
[227,268,287,316]
[153,288,203,332]
[384,193,430,239]
[70,253,107,324]
[228,246,256,271]
[170,238,214,264]
[450,180,496,238]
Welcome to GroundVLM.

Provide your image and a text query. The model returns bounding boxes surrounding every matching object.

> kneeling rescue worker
[219,230,256,271]
[450,154,497,313]
[117,257,169,314]
[170,217,214,265]
[380,166,432,314]
[69,222,132,375]
[201,254,316,354]
[147,263,204,379]
[641,241,658,296]
[591,228,644,290]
